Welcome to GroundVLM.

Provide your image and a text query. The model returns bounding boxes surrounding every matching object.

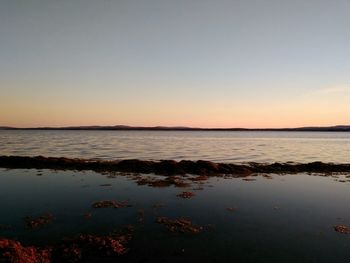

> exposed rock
[334,225,350,234]
[92,200,130,209]
[0,239,51,263]
[1,155,350,176]
[24,213,54,230]
[176,191,195,199]
[189,175,209,181]
[55,234,129,262]
[135,175,189,188]
[156,217,203,234]
[0,232,131,263]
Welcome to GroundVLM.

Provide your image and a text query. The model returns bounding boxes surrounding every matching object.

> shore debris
[24,213,54,230]
[156,217,203,234]
[334,225,350,234]
[177,191,195,199]
[92,200,130,209]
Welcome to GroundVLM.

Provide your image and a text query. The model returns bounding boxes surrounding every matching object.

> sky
[1,0,350,128]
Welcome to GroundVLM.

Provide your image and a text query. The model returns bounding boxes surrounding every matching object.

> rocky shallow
[2,158,350,262]
[0,232,131,262]
[1,155,350,176]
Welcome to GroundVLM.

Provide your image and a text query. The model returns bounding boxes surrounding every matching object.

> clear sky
[1,0,350,128]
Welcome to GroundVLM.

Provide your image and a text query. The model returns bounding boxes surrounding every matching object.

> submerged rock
[189,175,209,181]
[83,212,92,219]
[92,200,130,209]
[24,213,54,230]
[135,175,190,188]
[242,178,256,181]
[55,234,129,262]
[156,217,203,234]
[0,224,11,231]
[137,209,145,222]
[99,183,112,187]
[176,191,195,199]
[226,207,238,212]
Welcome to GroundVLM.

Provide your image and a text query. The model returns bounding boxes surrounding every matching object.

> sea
[1,130,350,163]
[1,130,350,262]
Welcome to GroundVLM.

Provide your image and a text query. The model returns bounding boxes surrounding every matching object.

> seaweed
[176,191,195,199]
[334,225,350,234]
[92,200,131,209]
[156,217,203,234]
[2,156,349,176]
[24,213,54,230]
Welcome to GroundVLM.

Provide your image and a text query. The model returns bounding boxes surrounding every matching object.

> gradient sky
[1,0,350,128]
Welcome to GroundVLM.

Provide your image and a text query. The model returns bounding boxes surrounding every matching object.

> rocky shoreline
[1,156,350,262]
[1,155,350,176]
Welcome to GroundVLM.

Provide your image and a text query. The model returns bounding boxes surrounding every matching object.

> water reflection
[1,168,350,262]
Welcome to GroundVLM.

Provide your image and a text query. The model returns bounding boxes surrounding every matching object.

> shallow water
[1,168,350,262]
[1,130,350,163]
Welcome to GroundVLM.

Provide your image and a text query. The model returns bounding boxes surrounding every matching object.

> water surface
[1,168,350,262]
[1,130,350,163]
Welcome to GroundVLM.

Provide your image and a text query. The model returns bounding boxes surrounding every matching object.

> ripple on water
[1,130,350,163]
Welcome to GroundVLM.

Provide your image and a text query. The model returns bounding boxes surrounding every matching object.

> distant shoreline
[1,125,350,132]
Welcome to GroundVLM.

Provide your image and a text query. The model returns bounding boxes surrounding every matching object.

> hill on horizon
[1,125,350,131]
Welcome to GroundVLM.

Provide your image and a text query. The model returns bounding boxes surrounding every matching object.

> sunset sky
[1,0,350,128]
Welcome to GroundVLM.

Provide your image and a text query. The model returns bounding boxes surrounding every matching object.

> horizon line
[1,124,350,131]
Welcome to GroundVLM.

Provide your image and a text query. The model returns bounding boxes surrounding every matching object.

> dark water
[1,130,350,163]
[1,168,350,262]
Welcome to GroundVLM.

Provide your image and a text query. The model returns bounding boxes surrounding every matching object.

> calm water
[1,130,350,163]
[1,169,350,262]
[2,131,349,262]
